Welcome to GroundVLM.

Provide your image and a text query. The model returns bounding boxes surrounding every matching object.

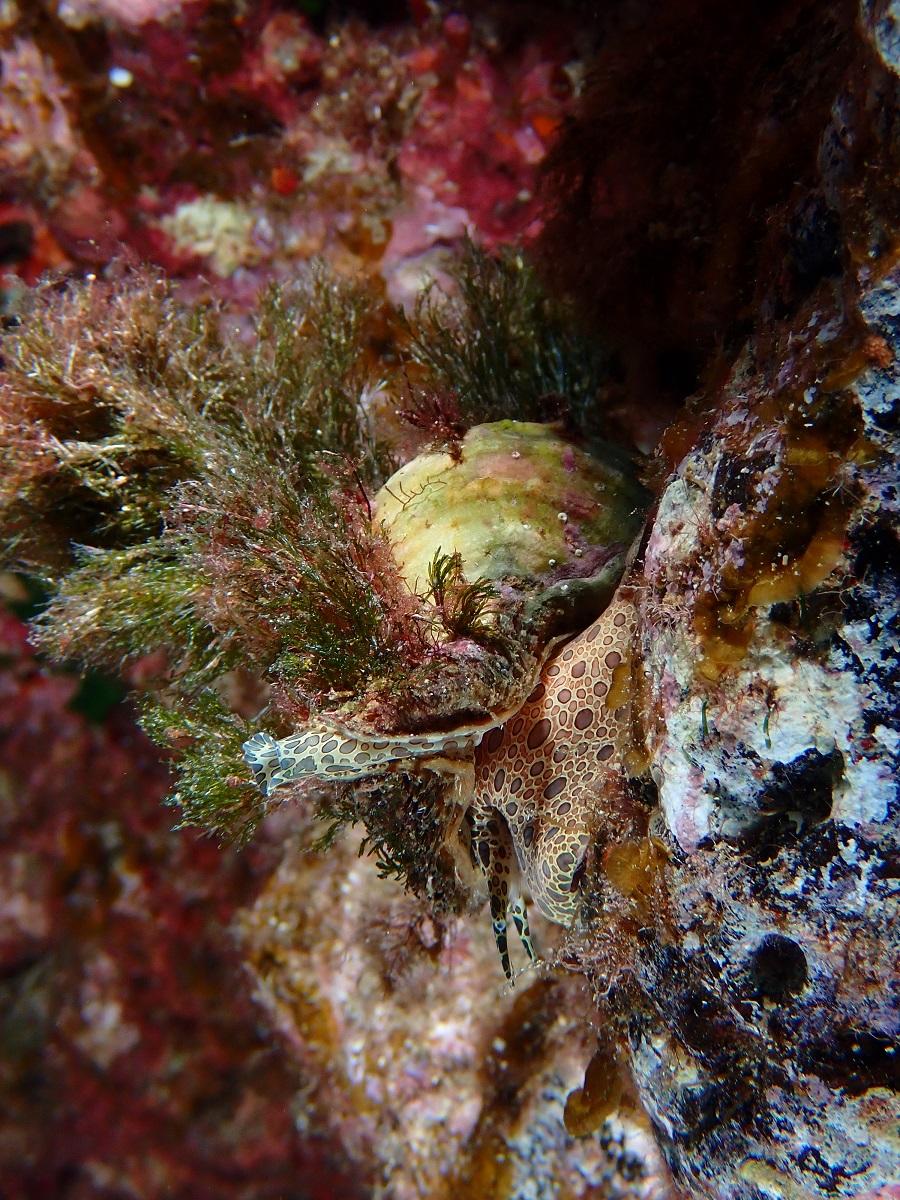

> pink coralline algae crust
[0,611,360,1199]
[56,0,189,27]
[383,30,573,279]
[0,3,583,298]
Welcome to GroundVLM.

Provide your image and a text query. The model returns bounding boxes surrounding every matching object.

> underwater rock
[629,271,900,1198]
[375,419,648,595]
[0,1,586,297]
[237,808,671,1200]
[610,2,900,1193]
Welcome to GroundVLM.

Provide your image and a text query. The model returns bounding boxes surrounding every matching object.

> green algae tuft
[0,249,646,864]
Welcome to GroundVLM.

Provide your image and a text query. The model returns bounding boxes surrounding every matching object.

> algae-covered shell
[375,420,648,594]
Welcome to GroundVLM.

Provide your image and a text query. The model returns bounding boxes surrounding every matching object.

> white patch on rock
[160,196,261,277]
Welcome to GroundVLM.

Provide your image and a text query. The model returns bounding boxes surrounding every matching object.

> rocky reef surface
[0,0,584,305]
[238,809,667,1200]
[620,8,900,1190]
[632,249,899,1196]
[0,1,897,1198]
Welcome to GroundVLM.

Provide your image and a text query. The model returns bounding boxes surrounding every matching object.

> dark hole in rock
[674,1079,735,1136]
[655,346,702,400]
[747,748,843,859]
[764,748,841,822]
[674,986,741,1070]
[0,221,34,267]
[317,0,412,28]
[801,1027,900,1097]
[769,601,795,625]
[867,395,898,433]
[709,450,770,517]
[852,520,900,590]
[626,773,659,809]
[786,194,842,297]
[874,852,900,881]
[747,934,808,1001]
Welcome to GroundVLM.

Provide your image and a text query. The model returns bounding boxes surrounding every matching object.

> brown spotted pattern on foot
[242,589,639,982]
[472,590,638,977]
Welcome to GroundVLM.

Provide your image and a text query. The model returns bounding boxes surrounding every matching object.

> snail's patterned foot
[242,732,282,796]
[489,883,512,982]
[473,808,535,981]
[510,896,536,964]
[243,719,485,797]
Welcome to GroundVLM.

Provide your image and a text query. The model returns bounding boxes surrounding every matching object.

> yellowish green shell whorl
[374,420,648,593]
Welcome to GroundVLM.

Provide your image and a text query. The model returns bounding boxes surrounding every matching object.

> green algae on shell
[375,420,649,595]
